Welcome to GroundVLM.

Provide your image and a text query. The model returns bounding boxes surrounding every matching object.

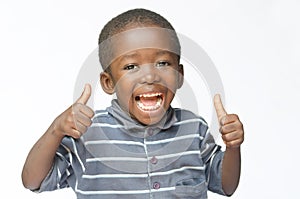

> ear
[177,64,184,89]
[100,72,115,95]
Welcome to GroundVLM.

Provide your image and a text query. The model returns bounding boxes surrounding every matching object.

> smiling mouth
[135,93,163,111]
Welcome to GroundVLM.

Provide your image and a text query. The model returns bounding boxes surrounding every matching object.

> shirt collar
[106,99,178,137]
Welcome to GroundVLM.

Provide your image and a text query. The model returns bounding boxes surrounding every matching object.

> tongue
[140,96,157,106]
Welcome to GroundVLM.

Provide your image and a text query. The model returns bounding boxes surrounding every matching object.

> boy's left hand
[214,94,244,148]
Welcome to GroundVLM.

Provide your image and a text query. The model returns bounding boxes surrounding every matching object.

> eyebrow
[115,49,176,65]
[119,52,139,62]
[155,50,174,57]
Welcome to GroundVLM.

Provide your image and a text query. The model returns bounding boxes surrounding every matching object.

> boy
[22,8,244,199]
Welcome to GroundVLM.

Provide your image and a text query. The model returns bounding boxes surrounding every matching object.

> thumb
[76,84,92,105]
[213,94,227,122]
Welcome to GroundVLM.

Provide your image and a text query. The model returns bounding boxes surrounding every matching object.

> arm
[222,147,241,196]
[21,122,65,190]
[214,94,244,196]
[21,84,94,190]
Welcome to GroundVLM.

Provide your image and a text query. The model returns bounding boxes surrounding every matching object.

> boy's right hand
[53,84,94,139]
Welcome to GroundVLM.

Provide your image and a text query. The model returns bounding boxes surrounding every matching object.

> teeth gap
[135,96,140,101]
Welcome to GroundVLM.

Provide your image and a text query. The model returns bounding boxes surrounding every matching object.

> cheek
[165,73,180,92]
[114,80,135,105]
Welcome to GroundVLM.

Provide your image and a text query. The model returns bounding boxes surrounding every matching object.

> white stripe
[71,138,85,172]
[207,150,218,184]
[83,173,148,179]
[82,165,205,179]
[66,168,71,176]
[145,134,203,145]
[91,118,206,129]
[84,134,203,147]
[91,123,124,128]
[201,144,219,161]
[86,150,200,163]
[60,143,73,166]
[93,111,108,118]
[55,151,64,159]
[75,186,175,195]
[150,166,205,177]
[155,150,200,160]
[56,167,61,189]
[87,156,147,162]
[84,140,144,147]
[173,118,207,126]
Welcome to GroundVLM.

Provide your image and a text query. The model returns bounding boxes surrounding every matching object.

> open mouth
[135,92,163,111]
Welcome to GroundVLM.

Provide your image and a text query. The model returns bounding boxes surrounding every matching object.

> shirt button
[153,182,160,189]
[147,128,153,136]
[150,156,158,164]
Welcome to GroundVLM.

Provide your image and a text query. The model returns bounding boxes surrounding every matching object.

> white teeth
[137,97,162,111]
[139,93,162,98]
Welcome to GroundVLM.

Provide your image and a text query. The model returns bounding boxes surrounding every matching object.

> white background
[1,0,300,198]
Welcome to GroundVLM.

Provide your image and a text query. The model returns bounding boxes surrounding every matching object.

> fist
[54,84,94,139]
[214,94,244,148]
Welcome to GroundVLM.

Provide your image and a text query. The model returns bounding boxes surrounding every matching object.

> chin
[133,106,168,126]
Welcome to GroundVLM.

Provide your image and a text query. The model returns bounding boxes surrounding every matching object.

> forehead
[100,27,180,67]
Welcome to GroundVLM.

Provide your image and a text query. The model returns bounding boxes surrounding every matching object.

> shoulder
[93,109,110,120]
[173,108,208,126]
[92,109,115,124]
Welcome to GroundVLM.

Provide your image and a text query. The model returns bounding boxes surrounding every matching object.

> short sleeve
[199,124,226,196]
[35,137,74,193]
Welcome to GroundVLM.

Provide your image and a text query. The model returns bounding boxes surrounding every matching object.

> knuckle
[70,110,77,118]
[81,126,87,133]
[72,104,80,112]
[222,134,228,141]
[232,114,239,119]
[66,118,74,127]
[73,133,81,139]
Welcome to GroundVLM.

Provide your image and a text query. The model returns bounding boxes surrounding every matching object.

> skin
[22,25,244,196]
[21,84,94,190]
[214,94,244,195]
[100,49,183,125]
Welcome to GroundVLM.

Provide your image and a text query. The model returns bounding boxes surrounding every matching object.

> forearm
[22,121,64,190]
[221,147,241,196]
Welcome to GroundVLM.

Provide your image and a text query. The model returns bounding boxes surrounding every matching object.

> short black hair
[98,8,181,70]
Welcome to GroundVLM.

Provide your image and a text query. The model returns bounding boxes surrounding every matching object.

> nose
[139,64,160,84]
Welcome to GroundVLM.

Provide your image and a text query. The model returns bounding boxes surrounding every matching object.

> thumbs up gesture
[53,84,94,139]
[214,94,244,148]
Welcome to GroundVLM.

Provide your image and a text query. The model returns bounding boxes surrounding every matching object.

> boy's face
[100,27,183,125]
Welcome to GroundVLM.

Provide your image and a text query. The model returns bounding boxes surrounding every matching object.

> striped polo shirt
[38,100,226,198]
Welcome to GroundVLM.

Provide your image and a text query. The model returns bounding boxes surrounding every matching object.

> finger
[220,119,242,134]
[221,114,239,125]
[220,123,237,135]
[70,128,82,139]
[222,130,243,142]
[63,125,81,138]
[213,94,227,122]
[76,84,92,105]
[74,121,87,135]
[74,112,92,127]
[77,103,95,118]
[224,138,244,148]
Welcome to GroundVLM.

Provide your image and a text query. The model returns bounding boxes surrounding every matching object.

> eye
[123,64,138,70]
[156,61,170,67]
